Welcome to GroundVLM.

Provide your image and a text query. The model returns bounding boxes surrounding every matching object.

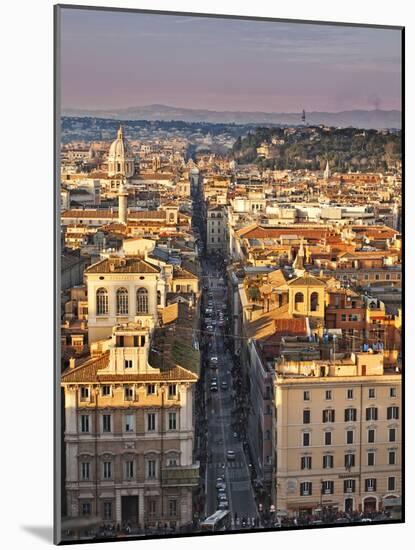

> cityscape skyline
[60,9,402,113]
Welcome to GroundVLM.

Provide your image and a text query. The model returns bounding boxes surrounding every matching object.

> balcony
[161,463,200,488]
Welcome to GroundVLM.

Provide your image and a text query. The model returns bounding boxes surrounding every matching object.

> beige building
[273,351,401,518]
[85,256,163,343]
[61,322,199,529]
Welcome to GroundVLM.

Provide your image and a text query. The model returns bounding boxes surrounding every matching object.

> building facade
[61,323,199,529]
[273,352,401,518]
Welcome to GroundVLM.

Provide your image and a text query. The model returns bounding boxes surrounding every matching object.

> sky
[60,8,402,113]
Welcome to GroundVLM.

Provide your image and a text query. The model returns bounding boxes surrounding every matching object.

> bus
[200,510,231,532]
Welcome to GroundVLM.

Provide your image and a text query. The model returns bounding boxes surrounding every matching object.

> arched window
[116,287,129,315]
[136,288,149,314]
[96,288,108,315]
[310,292,319,311]
[295,292,304,308]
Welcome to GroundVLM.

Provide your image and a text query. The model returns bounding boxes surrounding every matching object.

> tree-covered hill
[232,126,401,172]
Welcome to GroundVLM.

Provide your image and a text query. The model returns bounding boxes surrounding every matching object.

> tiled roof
[85,257,160,274]
[240,226,328,240]
[129,211,167,220]
[61,351,198,383]
[288,274,326,287]
[62,210,115,219]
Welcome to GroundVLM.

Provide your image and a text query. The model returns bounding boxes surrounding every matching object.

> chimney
[69,357,76,369]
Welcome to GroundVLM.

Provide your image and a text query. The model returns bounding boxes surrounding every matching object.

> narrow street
[201,257,259,529]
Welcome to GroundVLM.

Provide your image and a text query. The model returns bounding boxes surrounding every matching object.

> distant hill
[62,104,401,129]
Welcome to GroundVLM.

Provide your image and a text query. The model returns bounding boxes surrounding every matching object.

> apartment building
[61,322,199,529]
[273,351,401,518]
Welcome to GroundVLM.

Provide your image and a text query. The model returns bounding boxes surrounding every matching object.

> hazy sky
[60,8,402,113]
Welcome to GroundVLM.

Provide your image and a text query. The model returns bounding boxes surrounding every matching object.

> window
[168,384,177,398]
[368,429,375,443]
[103,502,112,520]
[147,384,156,395]
[124,359,133,369]
[346,430,354,444]
[125,414,134,432]
[148,500,156,517]
[301,456,312,470]
[96,288,109,315]
[102,385,111,397]
[365,478,376,492]
[125,461,134,479]
[147,459,156,479]
[103,461,112,480]
[345,453,355,469]
[325,390,332,400]
[169,499,177,517]
[389,428,396,442]
[322,480,334,495]
[303,409,311,424]
[344,479,356,493]
[345,408,357,422]
[387,406,399,420]
[390,387,397,398]
[102,414,111,433]
[302,432,310,447]
[388,451,396,465]
[168,412,177,430]
[341,314,347,321]
[347,389,354,400]
[124,386,134,401]
[324,431,332,446]
[366,407,378,421]
[323,454,334,469]
[367,452,375,466]
[81,502,91,516]
[388,477,396,491]
[310,292,319,312]
[80,415,90,433]
[167,457,178,467]
[157,290,161,306]
[300,482,312,496]
[322,409,335,423]
[116,287,129,315]
[147,413,156,432]
[136,288,149,314]
[368,388,376,399]
[295,292,304,307]
[81,462,90,480]
[303,391,310,401]
[80,387,89,401]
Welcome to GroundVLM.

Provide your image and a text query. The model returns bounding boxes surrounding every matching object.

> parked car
[221,381,228,390]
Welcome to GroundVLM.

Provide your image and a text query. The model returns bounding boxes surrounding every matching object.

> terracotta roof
[85,257,160,274]
[245,303,291,340]
[288,274,326,287]
[239,226,328,240]
[62,210,115,219]
[274,318,307,335]
[129,211,167,220]
[61,352,197,384]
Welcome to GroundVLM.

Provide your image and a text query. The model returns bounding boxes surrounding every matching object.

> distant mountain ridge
[62,104,401,129]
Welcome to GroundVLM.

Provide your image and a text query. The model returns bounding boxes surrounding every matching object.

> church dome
[108,126,134,160]
[108,126,135,178]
